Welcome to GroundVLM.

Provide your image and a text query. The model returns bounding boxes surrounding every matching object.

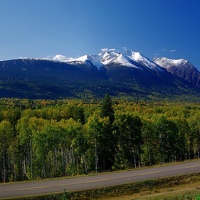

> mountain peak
[154,57,189,69]
[154,57,200,87]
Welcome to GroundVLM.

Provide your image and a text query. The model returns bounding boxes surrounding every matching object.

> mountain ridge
[0,49,199,100]
[51,49,164,72]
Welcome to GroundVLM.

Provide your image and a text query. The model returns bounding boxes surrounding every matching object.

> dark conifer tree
[99,94,116,171]
[101,94,115,124]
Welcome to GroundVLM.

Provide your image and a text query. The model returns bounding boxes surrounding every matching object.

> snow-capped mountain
[52,49,163,71]
[154,57,200,87]
[99,49,140,68]
[0,49,199,100]
[154,57,188,69]
[99,49,163,71]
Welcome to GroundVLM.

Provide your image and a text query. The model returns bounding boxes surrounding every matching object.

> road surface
[1,160,200,199]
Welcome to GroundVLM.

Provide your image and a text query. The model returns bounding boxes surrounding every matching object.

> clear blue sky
[0,0,200,69]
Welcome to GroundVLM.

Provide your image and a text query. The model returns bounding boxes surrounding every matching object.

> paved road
[1,160,200,199]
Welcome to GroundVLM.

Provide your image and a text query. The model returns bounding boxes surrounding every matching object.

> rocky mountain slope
[154,57,200,87]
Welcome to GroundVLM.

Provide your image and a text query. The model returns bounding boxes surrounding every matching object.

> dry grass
[101,181,200,200]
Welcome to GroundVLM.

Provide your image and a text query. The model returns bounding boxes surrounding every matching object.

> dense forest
[0,96,200,183]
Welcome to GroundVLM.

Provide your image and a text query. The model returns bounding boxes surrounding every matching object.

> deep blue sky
[0,0,200,69]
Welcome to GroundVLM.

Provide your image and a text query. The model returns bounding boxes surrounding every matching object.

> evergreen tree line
[0,96,200,182]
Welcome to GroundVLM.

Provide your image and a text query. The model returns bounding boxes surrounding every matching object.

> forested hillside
[0,97,200,183]
[0,57,200,101]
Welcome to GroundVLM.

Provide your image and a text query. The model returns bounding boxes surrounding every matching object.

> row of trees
[0,96,200,182]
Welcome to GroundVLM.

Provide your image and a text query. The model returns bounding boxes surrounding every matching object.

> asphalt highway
[1,160,200,199]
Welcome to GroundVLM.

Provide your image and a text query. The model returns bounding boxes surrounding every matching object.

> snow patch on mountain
[115,53,137,67]
[99,49,120,65]
[52,55,69,62]
[66,54,103,69]
[67,55,89,63]
[98,49,156,69]
[124,51,163,71]
[154,57,188,69]
[98,49,139,68]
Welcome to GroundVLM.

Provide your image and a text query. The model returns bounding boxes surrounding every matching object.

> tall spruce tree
[99,94,116,170]
[101,94,115,124]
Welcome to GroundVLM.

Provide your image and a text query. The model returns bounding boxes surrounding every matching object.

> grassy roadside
[103,180,200,200]
[2,172,200,200]
[95,173,200,200]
